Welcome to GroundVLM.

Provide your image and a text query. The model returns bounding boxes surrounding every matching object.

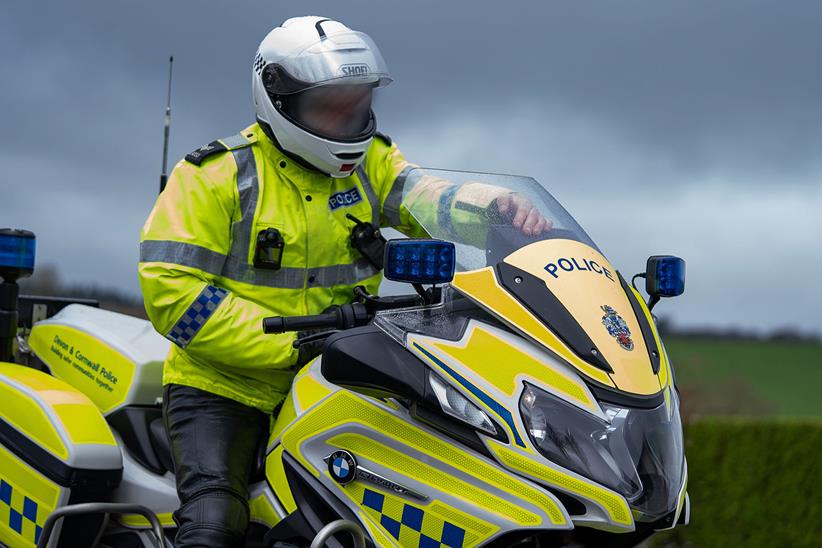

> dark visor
[275,84,375,141]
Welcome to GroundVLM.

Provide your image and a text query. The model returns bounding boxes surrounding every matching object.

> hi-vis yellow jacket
[139,123,420,412]
[139,123,509,413]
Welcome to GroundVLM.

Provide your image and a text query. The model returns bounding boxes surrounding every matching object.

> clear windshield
[399,168,601,271]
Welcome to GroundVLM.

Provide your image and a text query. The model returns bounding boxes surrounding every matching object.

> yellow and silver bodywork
[264,264,688,545]
[0,362,121,547]
[2,166,687,546]
[260,169,688,545]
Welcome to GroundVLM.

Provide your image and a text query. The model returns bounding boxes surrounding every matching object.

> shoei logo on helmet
[340,63,370,78]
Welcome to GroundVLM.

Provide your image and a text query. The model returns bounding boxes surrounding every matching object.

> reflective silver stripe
[221,257,379,289]
[221,255,305,288]
[356,165,380,226]
[222,146,259,278]
[383,165,413,227]
[141,239,379,289]
[308,259,379,287]
[219,132,250,149]
[145,146,380,289]
[140,240,226,274]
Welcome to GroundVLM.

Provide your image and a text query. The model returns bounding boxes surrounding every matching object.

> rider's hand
[495,193,553,236]
[295,304,340,366]
[296,329,331,366]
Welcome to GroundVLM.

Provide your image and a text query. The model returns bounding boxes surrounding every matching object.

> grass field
[663,336,822,418]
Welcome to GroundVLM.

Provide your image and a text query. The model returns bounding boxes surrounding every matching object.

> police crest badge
[601,305,634,351]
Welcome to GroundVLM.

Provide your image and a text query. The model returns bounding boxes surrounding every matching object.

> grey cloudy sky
[2,1,821,335]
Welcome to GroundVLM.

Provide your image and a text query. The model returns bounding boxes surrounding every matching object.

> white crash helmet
[252,16,392,178]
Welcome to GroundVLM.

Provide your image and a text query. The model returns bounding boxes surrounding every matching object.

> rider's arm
[138,160,299,370]
[366,137,550,245]
[365,137,476,238]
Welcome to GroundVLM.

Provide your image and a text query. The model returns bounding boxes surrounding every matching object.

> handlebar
[263,312,339,334]
[263,303,371,334]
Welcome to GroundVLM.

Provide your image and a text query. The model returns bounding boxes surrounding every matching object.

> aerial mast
[159,56,174,193]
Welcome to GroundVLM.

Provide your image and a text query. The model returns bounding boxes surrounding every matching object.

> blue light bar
[646,255,685,297]
[0,229,36,279]
[384,239,456,285]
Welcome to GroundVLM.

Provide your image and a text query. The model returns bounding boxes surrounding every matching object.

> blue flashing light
[384,239,455,285]
[647,255,685,297]
[0,229,36,279]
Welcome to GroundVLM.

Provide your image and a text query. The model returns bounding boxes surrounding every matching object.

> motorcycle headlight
[429,372,497,435]
[520,383,685,519]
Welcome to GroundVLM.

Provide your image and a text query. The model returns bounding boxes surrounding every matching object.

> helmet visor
[278,84,375,141]
[262,31,392,95]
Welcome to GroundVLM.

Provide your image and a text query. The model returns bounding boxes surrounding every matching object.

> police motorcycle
[0,167,688,548]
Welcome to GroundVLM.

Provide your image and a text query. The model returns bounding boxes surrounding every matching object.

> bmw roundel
[328,450,358,485]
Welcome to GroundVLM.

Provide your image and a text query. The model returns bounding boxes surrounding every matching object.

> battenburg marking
[327,450,358,485]
[0,478,44,544]
[361,488,466,548]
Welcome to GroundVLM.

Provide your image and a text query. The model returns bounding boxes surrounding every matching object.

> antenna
[159,56,174,193]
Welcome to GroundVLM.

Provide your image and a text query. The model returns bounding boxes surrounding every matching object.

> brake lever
[292,330,341,349]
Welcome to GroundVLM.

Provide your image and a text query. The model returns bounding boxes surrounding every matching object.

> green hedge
[649,419,822,547]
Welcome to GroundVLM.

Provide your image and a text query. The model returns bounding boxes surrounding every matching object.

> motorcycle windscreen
[398,168,662,394]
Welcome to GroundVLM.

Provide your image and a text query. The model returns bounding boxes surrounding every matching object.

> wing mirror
[635,255,685,311]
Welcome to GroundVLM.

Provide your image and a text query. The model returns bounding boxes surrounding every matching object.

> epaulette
[374,131,392,147]
[185,133,255,166]
[185,141,228,166]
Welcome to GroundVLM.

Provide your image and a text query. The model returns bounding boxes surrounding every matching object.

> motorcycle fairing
[269,361,578,546]
[453,240,667,396]
[410,321,605,428]
[452,268,618,389]
[407,323,636,532]
[503,239,661,395]
[408,319,687,531]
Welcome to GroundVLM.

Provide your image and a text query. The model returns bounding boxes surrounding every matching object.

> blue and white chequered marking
[332,457,351,480]
[361,488,465,547]
[1,478,43,545]
[166,285,229,348]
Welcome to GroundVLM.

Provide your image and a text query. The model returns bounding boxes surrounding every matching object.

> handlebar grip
[263,312,339,334]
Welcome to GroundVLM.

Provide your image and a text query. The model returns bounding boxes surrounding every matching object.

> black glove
[295,328,333,366]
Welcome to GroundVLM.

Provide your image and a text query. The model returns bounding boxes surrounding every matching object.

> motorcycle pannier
[0,363,122,548]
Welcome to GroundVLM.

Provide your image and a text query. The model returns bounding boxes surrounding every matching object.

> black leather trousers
[163,384,270,548]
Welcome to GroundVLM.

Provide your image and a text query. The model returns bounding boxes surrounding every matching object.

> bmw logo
[327,450,357,485]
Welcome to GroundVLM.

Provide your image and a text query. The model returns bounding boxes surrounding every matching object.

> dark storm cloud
[2,0,821,333]
[5,0,822,186]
